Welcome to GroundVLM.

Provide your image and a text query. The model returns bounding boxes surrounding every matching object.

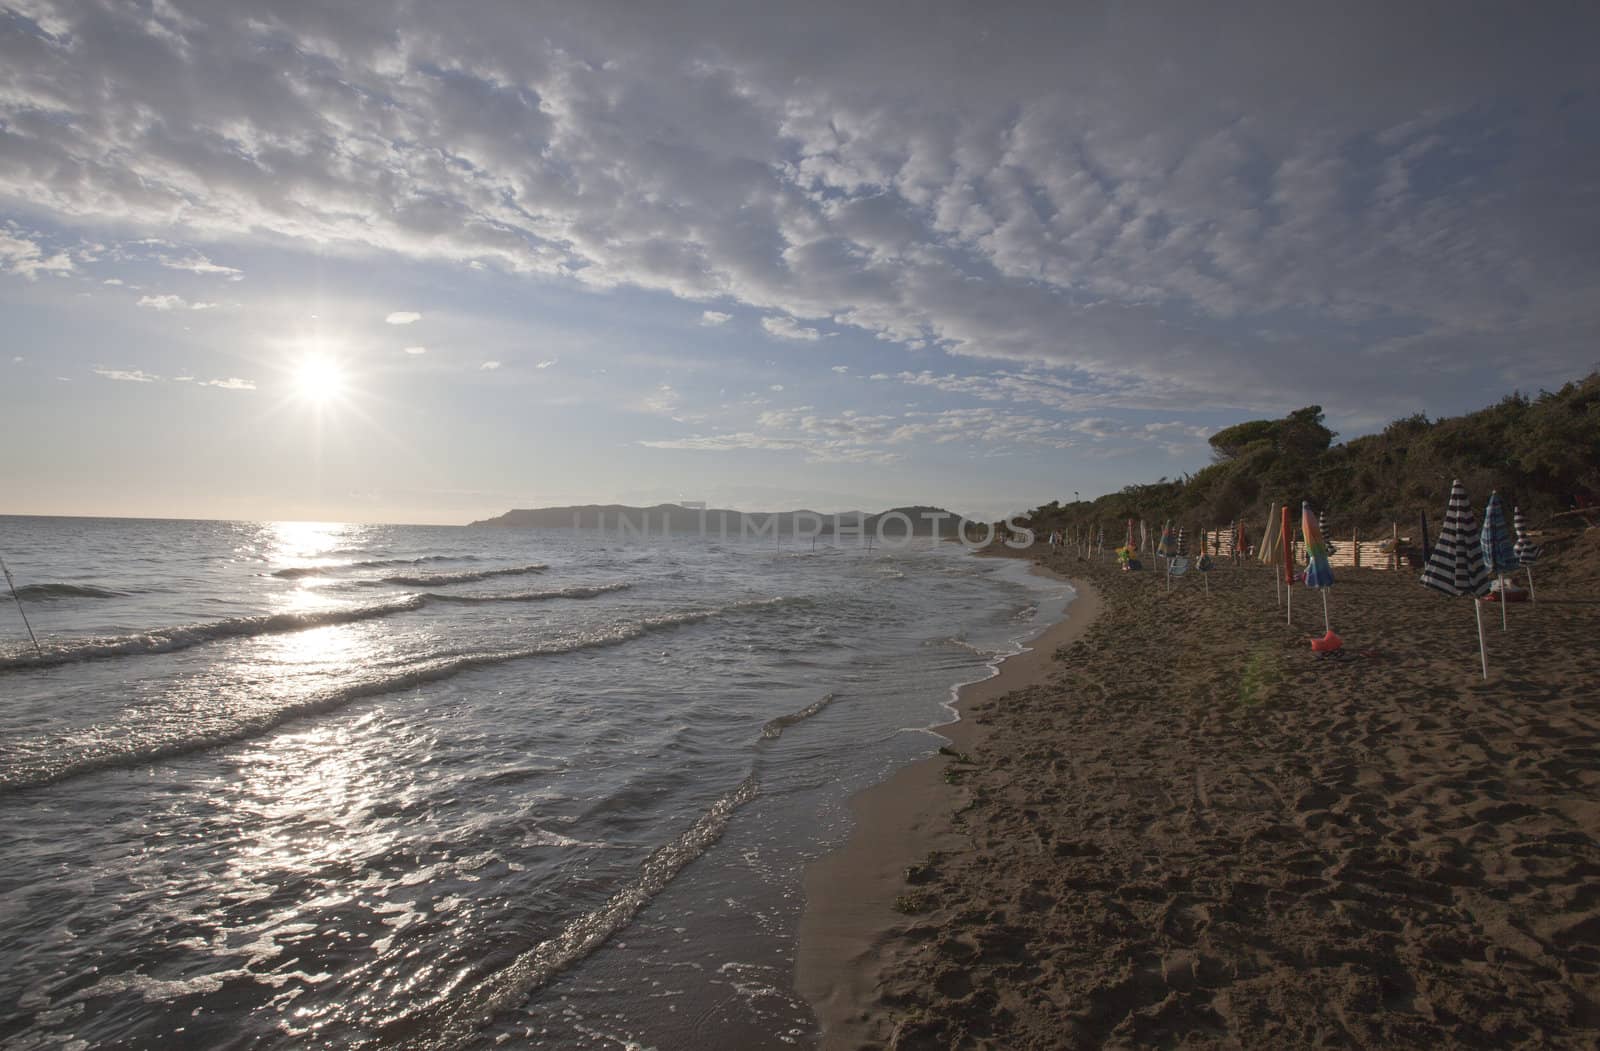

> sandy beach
[799,534,1600,1048]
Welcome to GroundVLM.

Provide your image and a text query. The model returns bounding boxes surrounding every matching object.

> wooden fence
[1202,526,1414,570]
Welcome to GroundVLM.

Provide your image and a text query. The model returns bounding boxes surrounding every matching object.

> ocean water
[0,515,1071,1049]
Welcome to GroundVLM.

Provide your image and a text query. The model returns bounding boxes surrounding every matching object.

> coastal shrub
[1025,371,1600,537]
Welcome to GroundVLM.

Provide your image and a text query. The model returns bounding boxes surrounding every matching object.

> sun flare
[294,355,347,405]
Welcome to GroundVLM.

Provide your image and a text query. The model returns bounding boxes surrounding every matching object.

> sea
[0,515,1072,1050]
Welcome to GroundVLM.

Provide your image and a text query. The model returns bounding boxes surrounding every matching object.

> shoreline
[794,550,1102,1047]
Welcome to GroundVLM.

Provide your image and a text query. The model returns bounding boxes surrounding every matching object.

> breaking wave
[5,583,126,601]
[270,556,481,579]
[0,599,801,792]
[0,584,637,672]
[423,583,631,604]
[0,597,429,672]
[381,564,548,586]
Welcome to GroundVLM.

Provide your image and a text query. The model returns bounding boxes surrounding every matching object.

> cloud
[535,359,557,368]
[761,315,823,341]
[136,293,214,311]
[831,365,849,373]
[386,311,423,325]
[200,377,255,390]
[644,403,1087,464]
[93,367,159,382]
[158,253,242,279]
[479,360,501,370]
[404,345,428,355]
[0,230,73,279]
[1,2,1596,419]
[700,310,732,326]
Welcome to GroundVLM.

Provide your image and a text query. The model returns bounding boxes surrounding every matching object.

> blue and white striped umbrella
[1421,479,1491,677]
[1422,481,1490,597]
[1514,505,1541,604]
[1513,506,1541,565]
[1480,491,1516,576]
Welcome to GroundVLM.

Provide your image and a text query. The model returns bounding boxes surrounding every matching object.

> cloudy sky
[2,1,1596,523]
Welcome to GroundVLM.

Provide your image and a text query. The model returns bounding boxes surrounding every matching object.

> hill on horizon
[469,502,973,537]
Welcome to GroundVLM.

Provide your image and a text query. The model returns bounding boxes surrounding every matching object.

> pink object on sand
[1310,630,1343,653]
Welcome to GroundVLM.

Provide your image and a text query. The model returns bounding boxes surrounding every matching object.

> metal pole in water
[1,556,44,658]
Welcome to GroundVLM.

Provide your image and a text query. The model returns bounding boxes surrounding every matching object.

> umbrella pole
[1527,566,1536,604]
[1320,589,1330,634]
[1499,575,1508,630]
[1274,567,1281,606]
[1286,583,1292,625]
[1473,598,1488,679]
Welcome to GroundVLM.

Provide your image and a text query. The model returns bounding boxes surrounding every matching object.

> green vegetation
[1236,645,1283,708]
[1026,371,1600,536]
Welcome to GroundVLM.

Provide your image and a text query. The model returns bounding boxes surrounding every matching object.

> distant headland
[468,503,972,537]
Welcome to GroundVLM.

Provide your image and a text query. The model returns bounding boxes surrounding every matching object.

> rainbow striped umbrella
[1157,521,1177,557]
[1302,503,1335,590]
[1303,503,1339,647]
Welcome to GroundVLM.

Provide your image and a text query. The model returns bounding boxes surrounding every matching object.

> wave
[377,774,762,1050]
[376,686,839,1046]
[0,597,429,672]
[761,692,839,739]
[0,600,796,793]
[382,564,547,587]
[423,583,631,604]
[4,583,126,601]
[0,584,637,672]
[271,556,481,579]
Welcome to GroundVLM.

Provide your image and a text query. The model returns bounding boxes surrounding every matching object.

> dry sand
[798,533,1600,1049]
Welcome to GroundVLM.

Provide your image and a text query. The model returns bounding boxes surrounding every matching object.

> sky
[1,1,1597,524]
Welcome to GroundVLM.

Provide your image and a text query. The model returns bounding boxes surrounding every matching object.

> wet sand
[798,534,1600,1049]
[796,558,1102,1046]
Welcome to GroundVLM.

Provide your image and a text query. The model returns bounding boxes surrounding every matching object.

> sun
[293,355,348,405]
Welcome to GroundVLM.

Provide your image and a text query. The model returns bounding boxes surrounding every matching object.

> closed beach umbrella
[1157,521,1176,557]
[1125,519,1137,553]
[1480,491,1516,630]
[1302,502,1339,646]
[1176,527,1187,557]
[1281,503,1294,624]
[1513,506,1540,602]
[1420,479,1492,678]
[1259,503,1279,565]
[1259,503,1281,605]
